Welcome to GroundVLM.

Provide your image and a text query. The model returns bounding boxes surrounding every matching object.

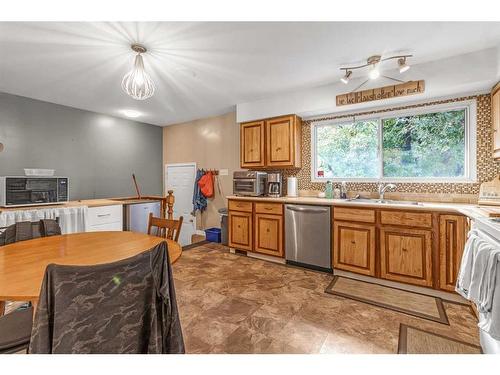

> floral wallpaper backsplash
[280,94,499,199]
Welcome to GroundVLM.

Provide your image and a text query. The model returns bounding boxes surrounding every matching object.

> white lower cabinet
[87,205,123,232]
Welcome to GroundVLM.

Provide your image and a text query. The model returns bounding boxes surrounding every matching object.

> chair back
[0,219,61,246]
[147,213,183,242]
[29,242,184,354]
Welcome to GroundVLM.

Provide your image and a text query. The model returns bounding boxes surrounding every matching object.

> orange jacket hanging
[198,171,214,198]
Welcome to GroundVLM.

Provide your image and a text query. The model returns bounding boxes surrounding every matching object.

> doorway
[165,163,197,246]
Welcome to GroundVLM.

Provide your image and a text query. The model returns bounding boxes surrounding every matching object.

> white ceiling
[1,22,500,126]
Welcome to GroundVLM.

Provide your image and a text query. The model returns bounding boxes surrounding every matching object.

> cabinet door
[492,88,500,159]
[266,115,300,167]
[439,215,467,292]
[380,228,432,287]
[254,213,283,257]
[333,222,376,276]
[240,121,265,168]
[229,211,253,251]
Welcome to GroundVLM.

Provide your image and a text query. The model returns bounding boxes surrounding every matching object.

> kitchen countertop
[226,195,500,220]
[0,197,163,213]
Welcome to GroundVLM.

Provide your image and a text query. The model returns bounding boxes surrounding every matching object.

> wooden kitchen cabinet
[439,214,467,292]
[239,114,301,169]
[240,120,265,168]
[380,227,433,287]
[333,221,376,276]
[265,115,301,168]
[228,199,284,257]
[254,213,283,257]
[492,82,500,159]
[229,211,253,251]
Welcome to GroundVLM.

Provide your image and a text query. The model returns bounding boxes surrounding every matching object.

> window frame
[310,100,477,183]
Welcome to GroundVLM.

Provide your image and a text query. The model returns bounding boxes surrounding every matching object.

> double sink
[345,197,424,206]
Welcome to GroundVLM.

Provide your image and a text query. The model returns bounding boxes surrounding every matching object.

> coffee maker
[267,173,282,197]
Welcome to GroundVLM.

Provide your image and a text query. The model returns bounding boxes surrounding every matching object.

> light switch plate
[219,169,229,176]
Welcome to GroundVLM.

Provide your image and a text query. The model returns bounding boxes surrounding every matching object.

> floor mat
[325,276,449,324]
[398,324,481,354]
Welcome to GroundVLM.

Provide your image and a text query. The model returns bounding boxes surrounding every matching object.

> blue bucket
[204,227,222,243]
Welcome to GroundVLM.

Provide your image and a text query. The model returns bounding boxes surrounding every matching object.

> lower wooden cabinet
[254,213,283,257]
[380,227,433,287]
[228,211,253,251]
[439,214,467,291]
[333,222,376,276]
[228,199,284,257]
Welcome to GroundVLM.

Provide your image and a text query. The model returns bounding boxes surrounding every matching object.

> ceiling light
[368,65,380,80]
[122,44,155,101]
[398,57,410,73]
[340,70,352,84]
[122,109,141,118]
[339,54,412,86]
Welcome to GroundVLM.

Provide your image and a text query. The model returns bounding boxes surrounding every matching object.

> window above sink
[311,100,477,183]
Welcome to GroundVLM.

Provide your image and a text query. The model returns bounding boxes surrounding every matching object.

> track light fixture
[339,54,412,84]
[398,57,410,73]
[340,70,352,84]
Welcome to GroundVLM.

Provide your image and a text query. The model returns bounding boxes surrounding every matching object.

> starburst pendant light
[121,44,155,100]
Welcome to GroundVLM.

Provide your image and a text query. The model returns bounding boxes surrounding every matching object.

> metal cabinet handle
[286,206,328,213]
[97,213,111,217]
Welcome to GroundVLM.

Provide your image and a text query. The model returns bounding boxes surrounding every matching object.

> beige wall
[163,112,239,230]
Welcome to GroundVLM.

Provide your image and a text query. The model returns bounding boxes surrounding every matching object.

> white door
[165,163,197,246]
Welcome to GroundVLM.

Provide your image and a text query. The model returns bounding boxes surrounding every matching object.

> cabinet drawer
[87,205,123,226]
[255,202,283,215]
[228,200,253,213]
[88,222,123,232]
[380,210,432,228]
[333,207,376,223]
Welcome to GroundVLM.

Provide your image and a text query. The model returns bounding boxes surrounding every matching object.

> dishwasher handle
[286,205,329,213]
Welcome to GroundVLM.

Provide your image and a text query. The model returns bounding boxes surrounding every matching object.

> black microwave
[0,176,69,207]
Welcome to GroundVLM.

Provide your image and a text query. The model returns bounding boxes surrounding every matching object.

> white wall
[236,47,500,122]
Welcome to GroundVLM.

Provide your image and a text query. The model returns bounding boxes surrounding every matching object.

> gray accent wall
[0,92,163,200]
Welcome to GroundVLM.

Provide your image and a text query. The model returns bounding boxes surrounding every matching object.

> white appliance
[460,218,500,354]
[125,201,161,233]
[287,177,298,197]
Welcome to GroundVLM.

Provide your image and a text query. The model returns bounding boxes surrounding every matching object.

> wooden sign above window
[336,80,425,107]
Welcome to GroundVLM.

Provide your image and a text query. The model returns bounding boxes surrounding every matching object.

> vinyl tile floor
[173,242,480,354]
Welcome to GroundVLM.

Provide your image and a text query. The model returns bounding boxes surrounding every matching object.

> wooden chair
[147,213,183,242]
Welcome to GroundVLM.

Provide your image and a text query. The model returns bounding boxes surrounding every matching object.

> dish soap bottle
[325,181,334,199]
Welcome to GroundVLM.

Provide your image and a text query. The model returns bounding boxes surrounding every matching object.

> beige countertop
[226,195,500,220]
[0,197,163,213]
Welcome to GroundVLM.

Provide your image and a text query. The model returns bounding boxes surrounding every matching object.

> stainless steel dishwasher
[285,204,332,272]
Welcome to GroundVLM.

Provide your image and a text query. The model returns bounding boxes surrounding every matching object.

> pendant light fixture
[122,44,155,101]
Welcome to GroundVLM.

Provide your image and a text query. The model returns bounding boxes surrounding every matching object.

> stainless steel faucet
[378,183,396,201]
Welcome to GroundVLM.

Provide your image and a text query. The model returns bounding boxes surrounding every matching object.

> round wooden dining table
[0,231,182,303]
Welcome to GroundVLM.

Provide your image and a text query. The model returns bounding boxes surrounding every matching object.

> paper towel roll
[287,177,298,197]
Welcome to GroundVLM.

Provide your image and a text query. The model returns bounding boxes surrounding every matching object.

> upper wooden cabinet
[492,82,500,159]
[240,114,302,169]
[240,121,265,168]
[439,214,467,292]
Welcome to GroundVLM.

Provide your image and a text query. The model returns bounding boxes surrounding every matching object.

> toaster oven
[233,171,267,197]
